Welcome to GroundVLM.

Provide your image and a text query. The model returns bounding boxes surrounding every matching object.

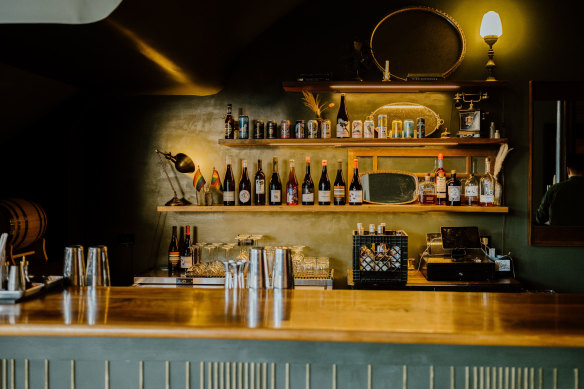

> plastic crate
[352,231,408,288]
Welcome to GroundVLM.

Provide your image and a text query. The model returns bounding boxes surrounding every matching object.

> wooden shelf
[157,204,509,213]
[218,138,509,147]
[282,80,510,93]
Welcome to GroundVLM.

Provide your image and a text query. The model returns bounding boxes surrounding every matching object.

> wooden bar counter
[1,287,583,388]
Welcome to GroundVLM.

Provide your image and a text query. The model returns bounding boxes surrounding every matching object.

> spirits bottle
[447,170,461,206]
[318,160,331,205]
[333,160,346,205]
[435,153,447,205]
[349,159,362,205]
[336,93,350,138]
[480,157,496,206]
[301,157,314,205]
[463,163,480,206]
[419,174,436,204]
[286,159,298,205]
[238,160,251,205]
[224,104,235,139]
[269,157,282,205]
[168,226,179,276]
[254,159,266,205]
[223,156,236,206]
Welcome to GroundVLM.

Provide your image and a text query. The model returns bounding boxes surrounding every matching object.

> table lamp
[155,149,195,206]
[480,11,503,81]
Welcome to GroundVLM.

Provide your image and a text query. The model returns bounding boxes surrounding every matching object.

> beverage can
[321,120,331,138]
[403,119,414,138]
[391,120,402,138]
[377,114,388,128]
[295,120,305,139]
[351,120,363,138]
[238,115,249,139]
[280,120,291,139]
[267,120,277,139]
[378,126,388,138]
[364,117,375,138]
[253,120,265,139]
[416,117,426,138]
[307,120,319,139]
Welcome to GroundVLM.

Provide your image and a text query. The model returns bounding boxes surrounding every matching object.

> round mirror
[370,102,444,137]
[370,6,466,81]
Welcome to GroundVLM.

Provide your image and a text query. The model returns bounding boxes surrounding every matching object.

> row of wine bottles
[222,157,363,206]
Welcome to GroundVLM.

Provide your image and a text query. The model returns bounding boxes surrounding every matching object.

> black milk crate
[352,231,408,288]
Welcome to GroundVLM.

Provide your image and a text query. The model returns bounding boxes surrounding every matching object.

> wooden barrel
[0,198,47,250]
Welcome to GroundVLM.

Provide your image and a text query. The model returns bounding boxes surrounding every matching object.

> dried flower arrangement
[301,90,335,119]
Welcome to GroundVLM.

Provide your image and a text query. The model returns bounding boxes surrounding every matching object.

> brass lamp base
[165,196,192,206]
[483,35,499,81]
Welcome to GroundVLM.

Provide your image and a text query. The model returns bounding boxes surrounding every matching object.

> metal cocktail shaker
[63,245,86,286]
[272,247,294,289]
[247,247,268,289]
[86,246,111,287]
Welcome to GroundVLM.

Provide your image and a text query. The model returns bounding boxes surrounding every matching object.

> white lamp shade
[480,11,503,38]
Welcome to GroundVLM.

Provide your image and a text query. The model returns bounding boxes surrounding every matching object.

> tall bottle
[301,157,314,205]
[419,174,436,204]
[435,153,447,205]
[180,225,193,275]
[238,160,252,205]
[286,159,298,205]
[168,226,179,276]
[348,159,363,205]
[480,157,496,206]
[224,104,235,139]
[463,163,480,206]
[254,159,266,205]
[447,170,461,206]
[336,93,350,138]
[223,156,236,206]
[318,160,331,205]
[269,157,282,205]
[333,160,346,205]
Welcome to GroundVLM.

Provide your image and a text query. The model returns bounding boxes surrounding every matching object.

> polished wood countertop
[1,287,583,347]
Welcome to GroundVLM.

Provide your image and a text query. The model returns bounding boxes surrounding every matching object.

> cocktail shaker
[86,246,111,287]
[247,247,268,289]
[63,245,86,286]
[272,247,294,289]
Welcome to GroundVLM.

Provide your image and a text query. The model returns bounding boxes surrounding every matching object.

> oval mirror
[362,171,418,204]
[370,102,444,137]
[370,6,466,80]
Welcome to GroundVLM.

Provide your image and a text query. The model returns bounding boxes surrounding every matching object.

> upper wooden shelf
[282,80,510,93]
[218,138,509,148]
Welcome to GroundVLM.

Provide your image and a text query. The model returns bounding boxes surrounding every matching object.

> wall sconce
[480,11,503,81]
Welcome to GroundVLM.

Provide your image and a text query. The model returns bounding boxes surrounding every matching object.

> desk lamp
[155,149,195,206]
[480,11,503,81]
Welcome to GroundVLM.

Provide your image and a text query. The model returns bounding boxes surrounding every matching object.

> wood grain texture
[1,287,583,347]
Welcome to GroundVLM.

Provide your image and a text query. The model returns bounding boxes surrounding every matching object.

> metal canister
[364,117,375,139]
[267,120,277,139]
[253,120,265,139]
[295,120,305,139]
[238,115,249,139]
[416,117,426,138]
[351,120,363,138]
[377,114,388,128]
[307,120,319,139]
[403,119,414,138]
[391,120,402,138]
[321,119,331,138]
[280,120,291,139]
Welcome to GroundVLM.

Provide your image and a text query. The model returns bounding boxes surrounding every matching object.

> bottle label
[286,187,298,204]
[270,190,281,203]
[465,185,478,197]
[364,121,375,138]
[333,186,345,198]
[336,119,350,138]
[180,255,192,269]
[223,191,235,202]
[422,194,436,204]
[225,123,233,138]
[349,190,362,203]
[255,179,265,194]
[436,177,446,198]
[318,190,331,202]
[448,186,461,201]
[480,194,494,204]
[239,190,250,203]
[168,252,180,265]
[302,193,314,202]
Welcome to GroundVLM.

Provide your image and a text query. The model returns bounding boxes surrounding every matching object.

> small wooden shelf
[218,138,509,147]
[157,204,509,213]
[282,80,510,93]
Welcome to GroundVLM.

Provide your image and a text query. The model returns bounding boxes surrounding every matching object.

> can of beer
[391,120,402,138]
[295,120,305,139]
[267,120,277,139]
[280,120,291,139]
[378,126,388,138]
[403,119,414,138]
[416,117,426,138]
[238,115,249,139]
[377,114,388,128]
[307,120,319,139]
[364,117,375,139]
[351,120,363,138]
[253,120,265,139]
[321,119,331,138]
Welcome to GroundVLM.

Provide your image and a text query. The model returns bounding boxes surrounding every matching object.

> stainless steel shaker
[247,247,268,289]
[64,245,86,286]
[272,247,294,289]
[86,245,111,287]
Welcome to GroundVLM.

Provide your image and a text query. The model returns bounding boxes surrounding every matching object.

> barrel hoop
[0,200,20,246]
[6,199,28,248]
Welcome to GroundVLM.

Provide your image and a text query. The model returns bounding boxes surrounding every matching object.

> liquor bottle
[180,225,193,274]
[348,159,362,205]
[336,93,350,138]
[447,170,461,206]
[463,164,480,206]
[301,157,314,205]
[318,160,331,205]
[254,159,266,205]
[286,159,298,205]
[333,160,346,205]
[223,156,236,206]
[419,174,436,204]
[480,157,496,206]
[269,157,282,205]
[224,104,235,139]
[435,153,447,205]
[238,160,252,205]
[168,226,180,276]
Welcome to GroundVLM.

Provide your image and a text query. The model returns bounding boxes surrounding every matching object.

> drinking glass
[291,245,305,277]
[316,257,330,278]
[303,257,317,277]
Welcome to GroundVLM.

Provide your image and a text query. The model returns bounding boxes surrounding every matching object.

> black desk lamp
[155,149,195,206]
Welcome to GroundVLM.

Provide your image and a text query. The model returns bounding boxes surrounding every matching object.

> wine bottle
[301,157,314,205]
[333,160,346,205]
[223,156,236,206]
[447,170,461,206]
[435,153,447,205]
[238,160,252,205]
[318,160,331,205]
[180,225,193,274]
[348,159,362,205]
[286,159,298,205]
[336,93,350,138]
[254,159,266,205]
[269,157,282,205]
[224,104,235,139]
[168,226,179,276]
